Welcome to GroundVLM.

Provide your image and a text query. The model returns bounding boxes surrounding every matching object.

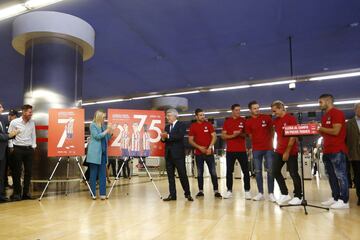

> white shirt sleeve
[32,121,37,148]
[8,121,14,148]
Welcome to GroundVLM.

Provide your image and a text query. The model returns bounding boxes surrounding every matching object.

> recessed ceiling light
[309,71,360,81]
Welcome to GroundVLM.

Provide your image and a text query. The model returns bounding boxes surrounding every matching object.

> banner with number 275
[107,109,165,157]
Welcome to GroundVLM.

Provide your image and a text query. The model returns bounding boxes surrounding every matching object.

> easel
[39,156,95,201]
[107,156,162,199]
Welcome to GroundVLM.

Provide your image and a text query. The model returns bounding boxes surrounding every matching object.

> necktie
[169,123,173,132]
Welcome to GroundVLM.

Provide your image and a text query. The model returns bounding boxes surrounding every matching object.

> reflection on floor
[0,176,359,240]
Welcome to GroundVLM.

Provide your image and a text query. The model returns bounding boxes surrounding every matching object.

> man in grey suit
[0,102,19,202]
[346,103,360,206]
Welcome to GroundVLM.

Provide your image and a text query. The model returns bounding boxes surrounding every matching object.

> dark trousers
[195,154,218,191]
[0,158,6,198]
[120,158,130,178]
[226,152,250,192]
[12,146,34,196]
[352,161,360,199]
[272,152,302,198]
[108,158,130,177]
[166,153,191,197]
[4,157,10,187]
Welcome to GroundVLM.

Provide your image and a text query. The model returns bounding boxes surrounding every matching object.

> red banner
[107,109,165,157]
[48,109,85,157]
[284,123,319,136]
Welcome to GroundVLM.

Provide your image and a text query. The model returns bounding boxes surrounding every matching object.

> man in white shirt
[8,104,36,201]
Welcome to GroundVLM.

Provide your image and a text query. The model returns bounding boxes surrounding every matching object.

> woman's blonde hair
[93,109,106,127]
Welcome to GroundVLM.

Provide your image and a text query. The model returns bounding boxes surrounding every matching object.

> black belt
[14,145,33,150]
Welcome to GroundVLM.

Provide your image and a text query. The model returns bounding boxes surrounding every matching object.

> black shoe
[0,197,9,203]
[214,192,222,198]
[22,195,34,200]
[163,195,177,201]
[186,195,194,202]
[196,192,204,197]
[10,194,21,201]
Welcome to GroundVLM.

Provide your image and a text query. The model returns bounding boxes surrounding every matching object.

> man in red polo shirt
[189,108,222,198]
[221,104,251,199]
[318,94,349,209]
[246,101,276,202]
[271,100,302,205]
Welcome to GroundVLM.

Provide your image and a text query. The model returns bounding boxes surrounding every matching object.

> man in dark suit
[0,102,19,202]
[4,110,18,189]
[161,108,193,202]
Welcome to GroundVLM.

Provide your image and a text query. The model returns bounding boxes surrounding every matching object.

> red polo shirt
[245,114,273,151]
[321,107,348,154]
[273,113,298,156]
[189,121,215,155]
[222,116,246,152]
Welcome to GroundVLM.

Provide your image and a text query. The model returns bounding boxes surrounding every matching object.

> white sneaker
[223,191,233,199]
[330,200,349,209]
[100,195,106,200]
[288,197,302,205]
[245,191,252,200]
[276,195,291,205]
[321,197,336,206]
[252,193,264,201]
[269,193,276,202]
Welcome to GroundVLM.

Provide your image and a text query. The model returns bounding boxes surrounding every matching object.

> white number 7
[57,119,70,148]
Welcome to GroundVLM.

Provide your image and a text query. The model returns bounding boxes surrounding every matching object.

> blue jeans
[253,150,274,194]
[195,154,218,191]
[323,152,349,203]
[89,152,107,196]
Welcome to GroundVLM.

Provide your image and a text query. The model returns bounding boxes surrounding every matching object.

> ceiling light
[1,111,9,115]
[309,72,360,81]
[296,103,318,108]
[0,4,27,21]
[251,80,296,87]
[96,99,125,104]
[178,113,194,117]
[165,90,200,96]
[81,102,97,106]
[259,107,271,110]
[204,111,220,115]
[334,100,360,105]
[132,94,163,100]
[24,0,64,9]
[209,85,251,92]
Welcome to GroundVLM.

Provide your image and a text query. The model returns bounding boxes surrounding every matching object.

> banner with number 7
[48,108,85,157]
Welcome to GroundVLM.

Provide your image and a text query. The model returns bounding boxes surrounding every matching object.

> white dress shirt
[8,117,36,148]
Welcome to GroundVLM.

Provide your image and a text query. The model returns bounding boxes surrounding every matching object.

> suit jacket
[161,121,186,159]
[346,117,360,161]
[86,122,111,165]
[0,119,9,161]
